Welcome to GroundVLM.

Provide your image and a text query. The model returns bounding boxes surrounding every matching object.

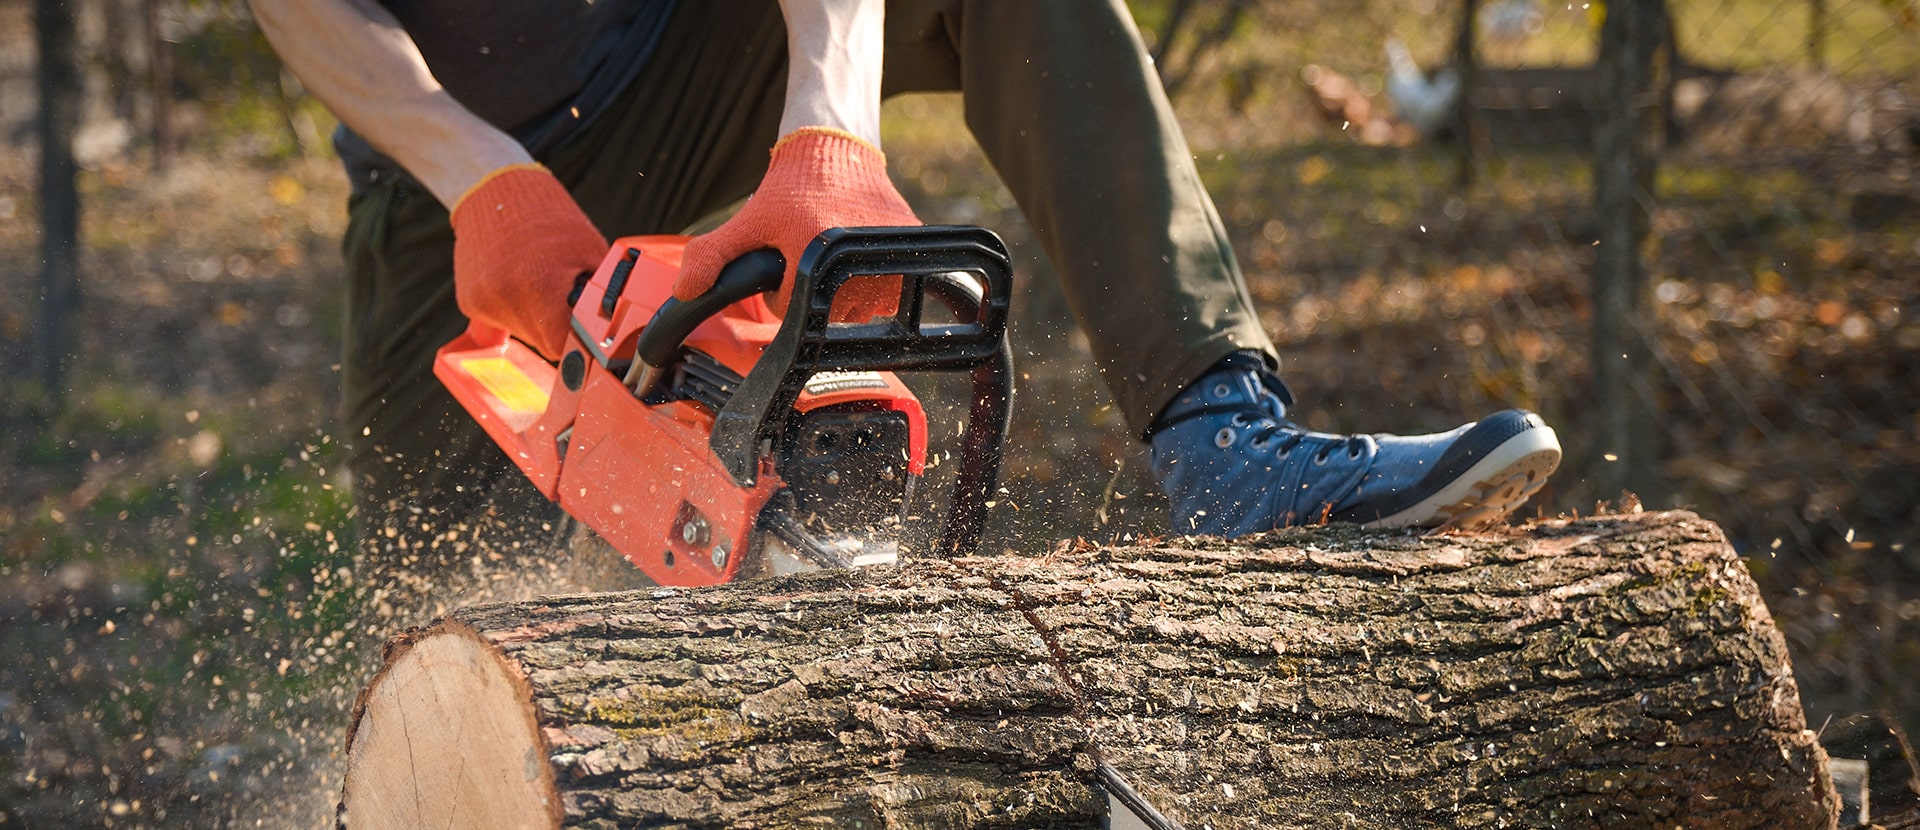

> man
[249,0,1561,571]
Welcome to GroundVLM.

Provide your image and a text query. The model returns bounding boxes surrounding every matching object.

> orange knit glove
[676,127,920,321]
[449,163,607,360]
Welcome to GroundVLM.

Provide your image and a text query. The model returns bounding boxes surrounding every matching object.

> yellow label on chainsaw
[461,357,549,414]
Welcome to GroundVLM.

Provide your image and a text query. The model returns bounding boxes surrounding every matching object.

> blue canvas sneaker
[1148,354,1561,537]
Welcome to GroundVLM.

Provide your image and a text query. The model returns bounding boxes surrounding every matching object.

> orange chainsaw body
[435,236,929,587]
[435,226,1013,587]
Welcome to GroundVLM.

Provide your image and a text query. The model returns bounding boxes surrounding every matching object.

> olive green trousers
[340,0,1276,552]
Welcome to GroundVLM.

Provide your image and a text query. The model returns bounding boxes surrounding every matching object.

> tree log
[338,510,1840,829]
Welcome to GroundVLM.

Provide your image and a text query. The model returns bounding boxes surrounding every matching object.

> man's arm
[251,0,606,361]
[253,0,886,200]
[777,0,886,146]
[247,0,527,208]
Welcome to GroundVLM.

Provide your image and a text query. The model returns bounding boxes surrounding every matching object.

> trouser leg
[550,3,790,235]
[882,0,1278,437]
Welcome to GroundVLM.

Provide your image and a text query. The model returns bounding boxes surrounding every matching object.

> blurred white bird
[1385,38,1462,136]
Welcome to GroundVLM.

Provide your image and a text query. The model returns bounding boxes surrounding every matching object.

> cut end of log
[340,625,559,829]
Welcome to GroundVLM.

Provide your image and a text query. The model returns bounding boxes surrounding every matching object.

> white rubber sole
[1365,425,1562,530]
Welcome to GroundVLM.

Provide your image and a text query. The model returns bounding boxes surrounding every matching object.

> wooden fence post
[1454,0,1479,188]
[1808,0,1828,69]
[1590,0,1668,504]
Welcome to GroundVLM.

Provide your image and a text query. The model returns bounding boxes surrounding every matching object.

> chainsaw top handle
[634,248,785,371]
[704,225,1014,559]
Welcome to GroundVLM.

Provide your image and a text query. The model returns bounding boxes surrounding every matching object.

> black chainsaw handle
[708,225,1015,559]
[633,249,785,372]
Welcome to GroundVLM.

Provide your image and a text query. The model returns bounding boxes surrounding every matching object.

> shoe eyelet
[1214,427,1237,449]
[1313,450,1332,465]
[1231,412,1255,427]
[1275,447,1291,460]
[1250,436,1272,450]
[1348,444,1364,459]
[1211,382,1233,399]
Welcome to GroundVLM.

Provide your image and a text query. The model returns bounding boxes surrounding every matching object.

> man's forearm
[777,0,886,146]
[248,0,528,207]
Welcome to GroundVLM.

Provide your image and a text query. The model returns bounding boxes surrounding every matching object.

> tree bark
[340,511,1840,829]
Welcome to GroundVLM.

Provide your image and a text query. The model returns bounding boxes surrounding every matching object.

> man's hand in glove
[449,163,607,360]
[674,127,919,321]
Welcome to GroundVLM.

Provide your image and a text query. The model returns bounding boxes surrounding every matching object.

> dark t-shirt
[335,0,679,193]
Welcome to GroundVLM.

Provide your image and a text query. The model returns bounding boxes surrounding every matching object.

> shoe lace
[1234,409,1365,465]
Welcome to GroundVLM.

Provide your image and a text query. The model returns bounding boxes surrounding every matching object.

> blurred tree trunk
[1148,0,1245,100]
[1149,0,1197,90]
[1808,0,1828,69]
[37,0,82,400]
[148,0,174,170]
[1591,0,1671,504]
[103,0,137,124]
[1454,0,1479,188]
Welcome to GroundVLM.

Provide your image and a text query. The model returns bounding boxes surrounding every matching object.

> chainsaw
[433,226,1013,587]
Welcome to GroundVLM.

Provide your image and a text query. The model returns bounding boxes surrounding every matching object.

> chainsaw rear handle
[709,225,1014,558]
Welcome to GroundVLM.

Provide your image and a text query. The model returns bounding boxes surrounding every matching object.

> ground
[3,19,1919,828]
